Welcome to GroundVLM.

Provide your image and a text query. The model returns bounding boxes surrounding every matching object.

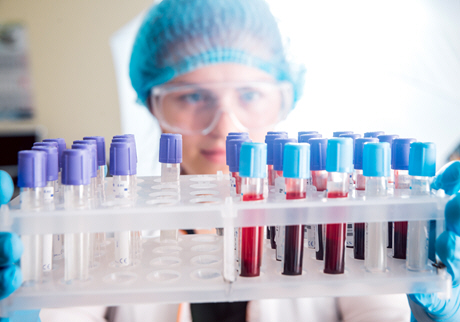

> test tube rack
[0,174,451,313]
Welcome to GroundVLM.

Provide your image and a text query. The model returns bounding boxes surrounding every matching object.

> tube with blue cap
[363,142,391,272]
[407,142,436,271]
[227,133,250,196]
[265,132,287,187]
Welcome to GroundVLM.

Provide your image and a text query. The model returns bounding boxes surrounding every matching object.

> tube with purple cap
[83,136,107,192]
[43,138,66,191]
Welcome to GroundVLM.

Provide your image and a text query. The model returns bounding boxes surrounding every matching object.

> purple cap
[298,131,318,141]
[273,138,297,171]
[265,133,288,165]
[17,150,47,188]
[62,149,90,186]
[226,133,249,166]
[31,146,59,182]
[364,131,385,138]
[378,135,399,166]
[159,133,182,164]
[354,138,379,170]
[299,133,322,143]
[110,141,137,176]
[83,136,106,166]
[228,138,252,172]
[393,138,417,170]
[309,138,328,171]
[34,141,58,149]
[72,144,97,178]
[267,131,288,136]
[43,138,66,169]
[112,136,137,163]
[333,131,353,137]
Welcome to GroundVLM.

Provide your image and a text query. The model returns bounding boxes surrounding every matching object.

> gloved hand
[408,161,460,321]
[0,170,40,322]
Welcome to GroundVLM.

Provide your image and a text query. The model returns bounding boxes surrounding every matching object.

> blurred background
[1,0,459,184]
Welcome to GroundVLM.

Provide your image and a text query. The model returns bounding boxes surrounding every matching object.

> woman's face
[152,63,277,175]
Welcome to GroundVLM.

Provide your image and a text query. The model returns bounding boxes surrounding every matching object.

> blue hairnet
[129,0,305,107]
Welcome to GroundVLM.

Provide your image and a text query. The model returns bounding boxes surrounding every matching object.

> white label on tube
[114,181,130,198]
[53,234,63,258]
[346,223,354,247]
[115,231,131,266]
[315,225,320,252]
[230,176,236,197]
[307,225,316,249]
[234,228,239,272]
[276,226,285,261]
[43,234,53,271]
[275,177,285,200]
[44,186,54,200]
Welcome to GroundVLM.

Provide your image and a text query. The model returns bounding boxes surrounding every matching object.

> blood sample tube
[407,142,436,271]
[309,138,328,258]
[297,131,318,141]
[43,138,66,190]
[392,138,416,259]
[159,134,182,242]
[227,134,250,196]
[324,138,353,274]
[18,150,46,286]
[239,142,267,277]
[62,149,91,283]
[363,142,391,272]
[283,143,310,275]
[364,131,385,138]
[272,137,297,256]
[265,132,288,187]
[31,145,59,272]
[339,133,362,249]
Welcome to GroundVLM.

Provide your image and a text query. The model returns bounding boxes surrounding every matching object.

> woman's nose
[207,94,243,138]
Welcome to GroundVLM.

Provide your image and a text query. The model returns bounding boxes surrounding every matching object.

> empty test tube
[31,145,59,272]
[392,138,416,259]
[324,138,353,275]
[283,143,310,275]
[159,134,182,242]
[239,142,267,277]
[407,142,436,271]
[43,138,66,192]
[309,138,328,258]
[62,149,91,283]
[363,142,391,273]
[73,140,98,200]
[18,150,47,286]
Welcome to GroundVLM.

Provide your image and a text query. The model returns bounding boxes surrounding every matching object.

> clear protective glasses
[150,81,293,135]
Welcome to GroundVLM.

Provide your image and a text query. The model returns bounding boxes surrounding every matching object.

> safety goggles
[150,81,293,135]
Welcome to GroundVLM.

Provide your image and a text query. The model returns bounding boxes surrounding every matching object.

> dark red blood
[393,221,408,259]
[286,191,306,199]
[240,226,264,277]
[324,191,347,274]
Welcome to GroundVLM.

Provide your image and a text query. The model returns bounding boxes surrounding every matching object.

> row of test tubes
[225,130,437,277]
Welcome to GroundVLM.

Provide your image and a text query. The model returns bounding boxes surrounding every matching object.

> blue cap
[297,131,318,141]
[299,133,322,143]
[43,138,66,169]
[227,138,252,172]
[363,142,391,177]
[309,138,327,171]
[339,133,361,142]
[273,138,297,171]
[364,131,385,138]
[267,131,288,136]
[265,133,288,165]
[409,142,436,177]
[83,136,106,166]
[393,138,416,170]
[31,146,59,182]
[72,144,98,178]
[110,141,137,176]
[239,142,267,178]
[283,143,310,179]
[326,138,353,173]
[333,131,353,138]
[159,133,182,164]
[61,149,91,186]
[354,138,379,170]
[226,133,249,165]
[112,136,138,163]
[17,150,47,188]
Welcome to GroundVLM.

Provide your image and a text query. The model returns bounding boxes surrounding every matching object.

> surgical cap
[129,0,305,107]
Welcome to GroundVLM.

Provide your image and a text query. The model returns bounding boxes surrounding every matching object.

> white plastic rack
[0,174,452,313]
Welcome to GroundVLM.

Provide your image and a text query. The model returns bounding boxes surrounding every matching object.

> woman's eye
[180,92,204,104]
[239,90,261,103]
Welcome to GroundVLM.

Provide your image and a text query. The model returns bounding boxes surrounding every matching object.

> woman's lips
[201,148,226,164]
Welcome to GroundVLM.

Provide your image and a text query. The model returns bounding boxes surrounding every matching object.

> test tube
[31,145,59,272]
[363,142,391,272]
[113,134,138,191]
[283,143,310,275]
[43,138,66,191]
[353,138,378,260]
[364,131,385,138]
[62,149,91,283]
[110,141,137,266]
[159,134,182,242]
[406,142,436,271]
[324,138,353,274]
[392,138,416,259]
[227,133,250,196]
[339,133,362,249]
[272,137,297,257]
[83,136,107,193]
[265,132,288,187]
[73,140,98,200]
[309,138,328,258]
[239,142,266,277]
[18,150,46,286]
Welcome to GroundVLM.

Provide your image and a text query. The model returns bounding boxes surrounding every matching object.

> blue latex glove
[408,161,460,321]
[0,170,40,322]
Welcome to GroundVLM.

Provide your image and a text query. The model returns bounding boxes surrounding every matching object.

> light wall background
[0,0,153,145]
